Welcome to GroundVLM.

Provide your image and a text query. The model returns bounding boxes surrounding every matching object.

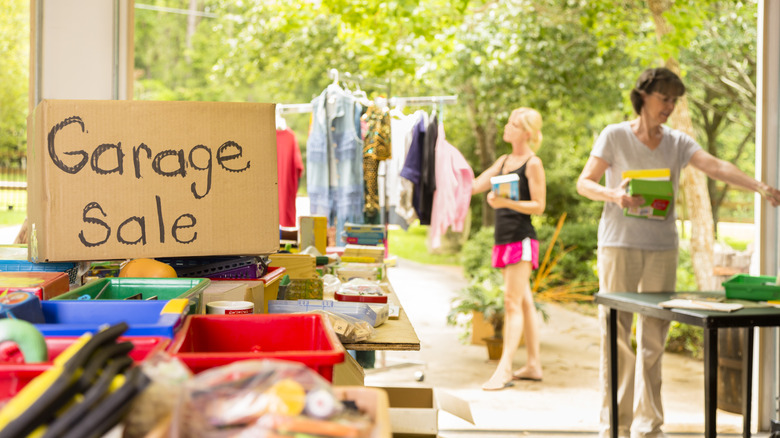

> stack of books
[622,168,673,220]
[343,223,386,246]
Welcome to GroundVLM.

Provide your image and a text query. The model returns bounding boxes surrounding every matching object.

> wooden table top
[341,279,421,351]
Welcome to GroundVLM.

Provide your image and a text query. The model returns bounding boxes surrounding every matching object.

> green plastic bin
[53,277,210,315]
[723,274,780,301]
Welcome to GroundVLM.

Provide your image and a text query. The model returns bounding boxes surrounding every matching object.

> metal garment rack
[389,95,458,108]
[277,103,313,114]
[276,94,459,114]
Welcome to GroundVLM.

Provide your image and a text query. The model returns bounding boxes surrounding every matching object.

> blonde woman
[472,107,546,391]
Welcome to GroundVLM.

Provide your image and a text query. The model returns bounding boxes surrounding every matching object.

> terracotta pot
[483,336,503,361]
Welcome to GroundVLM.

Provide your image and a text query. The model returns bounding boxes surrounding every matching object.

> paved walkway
[366,258,755,437]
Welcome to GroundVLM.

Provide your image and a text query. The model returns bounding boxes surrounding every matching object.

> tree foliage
[0,0,29,167]
[2,0,761,283]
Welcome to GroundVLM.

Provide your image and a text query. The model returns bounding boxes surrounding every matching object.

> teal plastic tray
[723,274,780,301]
[53,277,210,315]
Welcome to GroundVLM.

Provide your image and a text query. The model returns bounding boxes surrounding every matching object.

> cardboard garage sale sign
[27,100,279,262]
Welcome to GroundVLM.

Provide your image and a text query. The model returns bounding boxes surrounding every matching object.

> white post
[756,0,780,431]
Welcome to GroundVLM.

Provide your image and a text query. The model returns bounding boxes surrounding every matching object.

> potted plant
[447,268,506,360]
[448,215,592,360]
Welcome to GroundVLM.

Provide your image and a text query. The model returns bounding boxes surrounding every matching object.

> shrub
[535,219,599,291]
[460,226,495,280]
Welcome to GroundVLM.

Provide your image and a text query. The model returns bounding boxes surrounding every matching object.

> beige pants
[597,247,677,438]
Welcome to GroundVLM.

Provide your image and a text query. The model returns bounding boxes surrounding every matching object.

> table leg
[742,327,754,437]
[704,328,718,438]
[608,307,618,438]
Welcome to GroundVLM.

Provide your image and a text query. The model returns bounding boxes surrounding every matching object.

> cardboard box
[299,216,327,255]
[332,387,391,438]
[333,351,366,386]
[208,279,262,312]
[625,179,674,220]
[268,253,317,279]
[199,281,250,313]
[207,266,286,314]
[377,386,473,437]
[27,99,279,262]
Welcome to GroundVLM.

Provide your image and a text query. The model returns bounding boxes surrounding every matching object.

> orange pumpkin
[119,258,177,278]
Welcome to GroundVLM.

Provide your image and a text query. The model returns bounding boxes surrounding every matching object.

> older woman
[577,67,780,438]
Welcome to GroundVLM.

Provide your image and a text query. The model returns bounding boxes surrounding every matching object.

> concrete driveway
[366,258,750,437]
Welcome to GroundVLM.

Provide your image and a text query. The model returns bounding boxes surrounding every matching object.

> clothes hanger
[352,86,372,107]
[275,106,288,131]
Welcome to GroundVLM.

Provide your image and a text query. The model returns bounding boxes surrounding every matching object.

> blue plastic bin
[35,299,189,338]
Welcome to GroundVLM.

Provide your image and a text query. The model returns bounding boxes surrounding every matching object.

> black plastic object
[0,322,128,438]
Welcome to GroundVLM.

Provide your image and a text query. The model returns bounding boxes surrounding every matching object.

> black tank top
[494,155,537,245]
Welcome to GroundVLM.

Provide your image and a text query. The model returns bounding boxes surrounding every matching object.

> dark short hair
[629,67,686,114]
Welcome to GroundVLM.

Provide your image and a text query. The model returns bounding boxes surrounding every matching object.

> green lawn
[0,211,26,227]
[387,224,461,266]
[390,220,755,268]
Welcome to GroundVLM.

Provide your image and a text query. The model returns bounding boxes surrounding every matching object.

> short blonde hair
[512,107,543,150]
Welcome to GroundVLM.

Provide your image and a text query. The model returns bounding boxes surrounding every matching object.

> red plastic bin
[167,313,345,381]
[0,336,169,402]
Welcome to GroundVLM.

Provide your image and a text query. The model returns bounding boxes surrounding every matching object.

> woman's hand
[759,184,780,207]
[614,178,645,208]
[486,191,506,209]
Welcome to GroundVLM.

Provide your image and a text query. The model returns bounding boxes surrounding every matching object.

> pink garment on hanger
[276,128,304,228]
[429,123,474,249]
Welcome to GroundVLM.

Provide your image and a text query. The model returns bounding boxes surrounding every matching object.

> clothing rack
[389,95,458,107]
[277,74,459,260]
[277,94,458,114]
[277,103,313,114]
[328,68,390,93]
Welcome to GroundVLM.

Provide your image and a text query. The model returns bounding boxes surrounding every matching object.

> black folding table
[595,291,780,438]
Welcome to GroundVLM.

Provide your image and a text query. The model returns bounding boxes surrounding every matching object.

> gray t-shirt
[591,121,701,250]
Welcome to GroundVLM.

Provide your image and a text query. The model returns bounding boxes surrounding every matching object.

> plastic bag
[122,351,192,438]
[307,309,376,343]
[173,359,373,438]
[321,274,341,300]
[339,278,385,297]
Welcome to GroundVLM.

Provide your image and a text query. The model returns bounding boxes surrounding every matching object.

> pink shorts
[492,238,539,269]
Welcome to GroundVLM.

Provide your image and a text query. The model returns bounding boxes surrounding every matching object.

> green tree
[131,1,760,288]
[681,2,758,230]
[0,0,29,167]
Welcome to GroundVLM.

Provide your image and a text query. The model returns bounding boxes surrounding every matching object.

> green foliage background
[0,1,759,307]
[0,0,29,167]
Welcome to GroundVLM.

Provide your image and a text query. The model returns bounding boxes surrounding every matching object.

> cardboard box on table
[207,266,286,313]
[198,281,249,313]
[375,386,474,437]
[27,100,279,262]
[299,216,327,255]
